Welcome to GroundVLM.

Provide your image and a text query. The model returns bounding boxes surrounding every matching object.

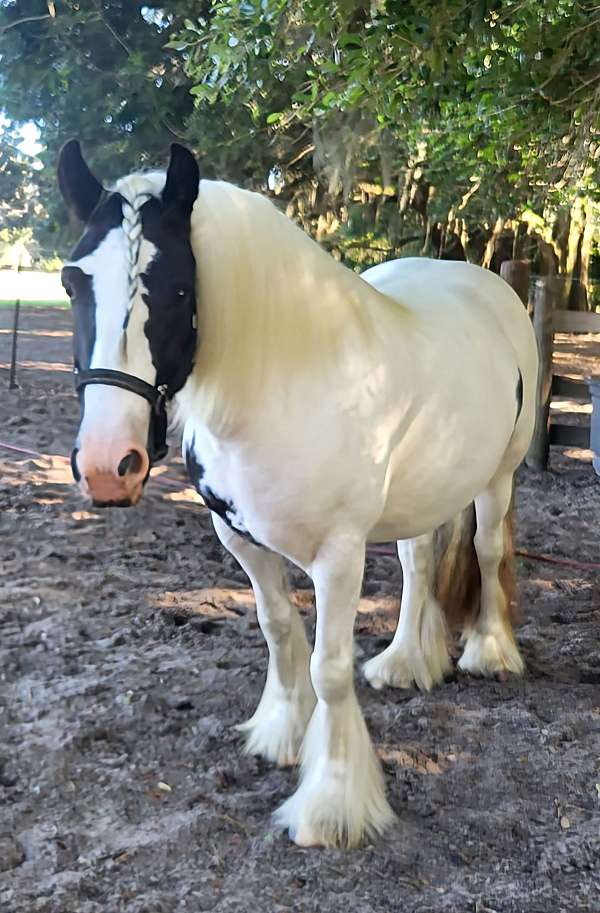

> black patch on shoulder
[515,369,523,423]
[140,197,197,395]
[200,484,236,520]
[185,437,205,488]
[184,438,262,547]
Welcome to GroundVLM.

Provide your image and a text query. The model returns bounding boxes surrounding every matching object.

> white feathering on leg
[273,694,394,847]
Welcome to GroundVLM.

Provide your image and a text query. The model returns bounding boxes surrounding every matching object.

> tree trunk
[568,201,594,311]
[421,218,432,255]
[512,221,527,260]
[563,197,586,309]
[551,208,571,275]
[481,217,504,269]
[500,259,530,308]
[533,231,559,276]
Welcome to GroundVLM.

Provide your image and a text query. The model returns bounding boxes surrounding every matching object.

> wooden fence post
[500,259,530,308]
[8,260,22,391]
[526,276,557,471]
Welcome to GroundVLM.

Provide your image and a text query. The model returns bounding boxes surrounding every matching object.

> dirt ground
[1,308,599,913]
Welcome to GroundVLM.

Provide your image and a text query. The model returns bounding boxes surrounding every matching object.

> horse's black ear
[57,140,104,223]
[162,144,200,218]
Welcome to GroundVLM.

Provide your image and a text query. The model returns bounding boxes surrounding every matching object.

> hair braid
[121,192,151,331]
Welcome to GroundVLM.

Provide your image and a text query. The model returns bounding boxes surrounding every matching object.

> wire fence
[529,274,600,312]
[3,265,600,311]
[0,262,68,392]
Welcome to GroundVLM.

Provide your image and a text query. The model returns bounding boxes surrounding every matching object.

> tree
[175,0,600,286]
[0,128,34,231]
[0,1,196,250]
[1,0,600,306]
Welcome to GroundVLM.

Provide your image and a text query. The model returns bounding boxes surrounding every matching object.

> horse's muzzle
[72,437,150,507]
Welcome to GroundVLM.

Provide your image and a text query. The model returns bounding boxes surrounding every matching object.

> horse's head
[58,141,199,506]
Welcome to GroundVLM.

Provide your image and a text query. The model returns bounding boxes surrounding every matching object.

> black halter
[74,367,169,463]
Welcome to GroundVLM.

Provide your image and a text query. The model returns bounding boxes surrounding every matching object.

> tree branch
[161,118,188,140]
[458,178,482,211]
[286,143,315,167]
[93,1,132,56]
[0,14,51,33]
[549,69,600,106]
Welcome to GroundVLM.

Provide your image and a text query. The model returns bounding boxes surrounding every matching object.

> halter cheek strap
[74,367,169,463]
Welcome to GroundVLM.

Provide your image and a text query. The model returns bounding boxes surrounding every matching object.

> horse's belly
[369,479,481,541]
[368,405,514,541]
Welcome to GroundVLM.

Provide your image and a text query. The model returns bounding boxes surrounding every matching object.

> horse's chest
[184,435,261,545]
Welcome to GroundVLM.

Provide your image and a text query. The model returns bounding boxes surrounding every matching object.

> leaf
[266,111,283,124]
[337,33,363,48]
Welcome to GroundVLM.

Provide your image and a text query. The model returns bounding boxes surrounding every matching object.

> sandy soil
[1,308,599,913]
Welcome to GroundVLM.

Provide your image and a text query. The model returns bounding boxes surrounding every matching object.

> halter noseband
[74,367,169,463]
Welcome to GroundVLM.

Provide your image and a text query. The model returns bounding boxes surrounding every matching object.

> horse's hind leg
[211,515,315,766]
[363,534,451,691]
[458,471,524,676]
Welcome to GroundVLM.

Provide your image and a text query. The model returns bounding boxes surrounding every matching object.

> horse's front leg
[275,533,394,847]
[211,515,314,767]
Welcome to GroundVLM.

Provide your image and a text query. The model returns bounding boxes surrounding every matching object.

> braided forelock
[121,192,152,331]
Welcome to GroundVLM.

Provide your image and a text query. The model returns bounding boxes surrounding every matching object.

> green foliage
[175,0,600,218]
[1,1,600,261]
[0,129,35,231]
[0,0,196,250]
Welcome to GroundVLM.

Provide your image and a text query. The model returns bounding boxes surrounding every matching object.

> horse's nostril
[117,450,143,477]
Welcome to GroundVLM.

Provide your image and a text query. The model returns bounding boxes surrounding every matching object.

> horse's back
[362,257,516,310]
[362,258,536,377]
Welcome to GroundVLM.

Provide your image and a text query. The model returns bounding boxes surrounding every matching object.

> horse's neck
[192,179,359,316]
[180,181,378,437]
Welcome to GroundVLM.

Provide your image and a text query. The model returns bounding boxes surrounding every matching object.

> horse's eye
[176,288,188,299]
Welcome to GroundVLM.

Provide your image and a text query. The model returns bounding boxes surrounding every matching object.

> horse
[57,140,538,849]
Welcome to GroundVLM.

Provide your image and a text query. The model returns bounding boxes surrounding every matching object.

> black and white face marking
[139,198,198,396]
[60,144,199,399]
[61,191,124,377]
[57,139,201,505]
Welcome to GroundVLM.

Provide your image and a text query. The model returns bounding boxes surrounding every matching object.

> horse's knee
[398,534,432,577]
[310,650,352,703]
[474,526,504,572]
[256,599,292,646]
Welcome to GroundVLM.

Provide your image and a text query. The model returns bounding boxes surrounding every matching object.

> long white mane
[110,173,402,435]
[179,180,393,435]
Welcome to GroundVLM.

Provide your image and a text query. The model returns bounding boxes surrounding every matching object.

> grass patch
[0,270,68,308]
[0,299,69,309]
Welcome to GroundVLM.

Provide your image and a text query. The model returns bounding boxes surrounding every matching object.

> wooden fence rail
[500,260,600,470]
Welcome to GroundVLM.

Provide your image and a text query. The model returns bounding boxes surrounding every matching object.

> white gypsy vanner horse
[58,141,538,848]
